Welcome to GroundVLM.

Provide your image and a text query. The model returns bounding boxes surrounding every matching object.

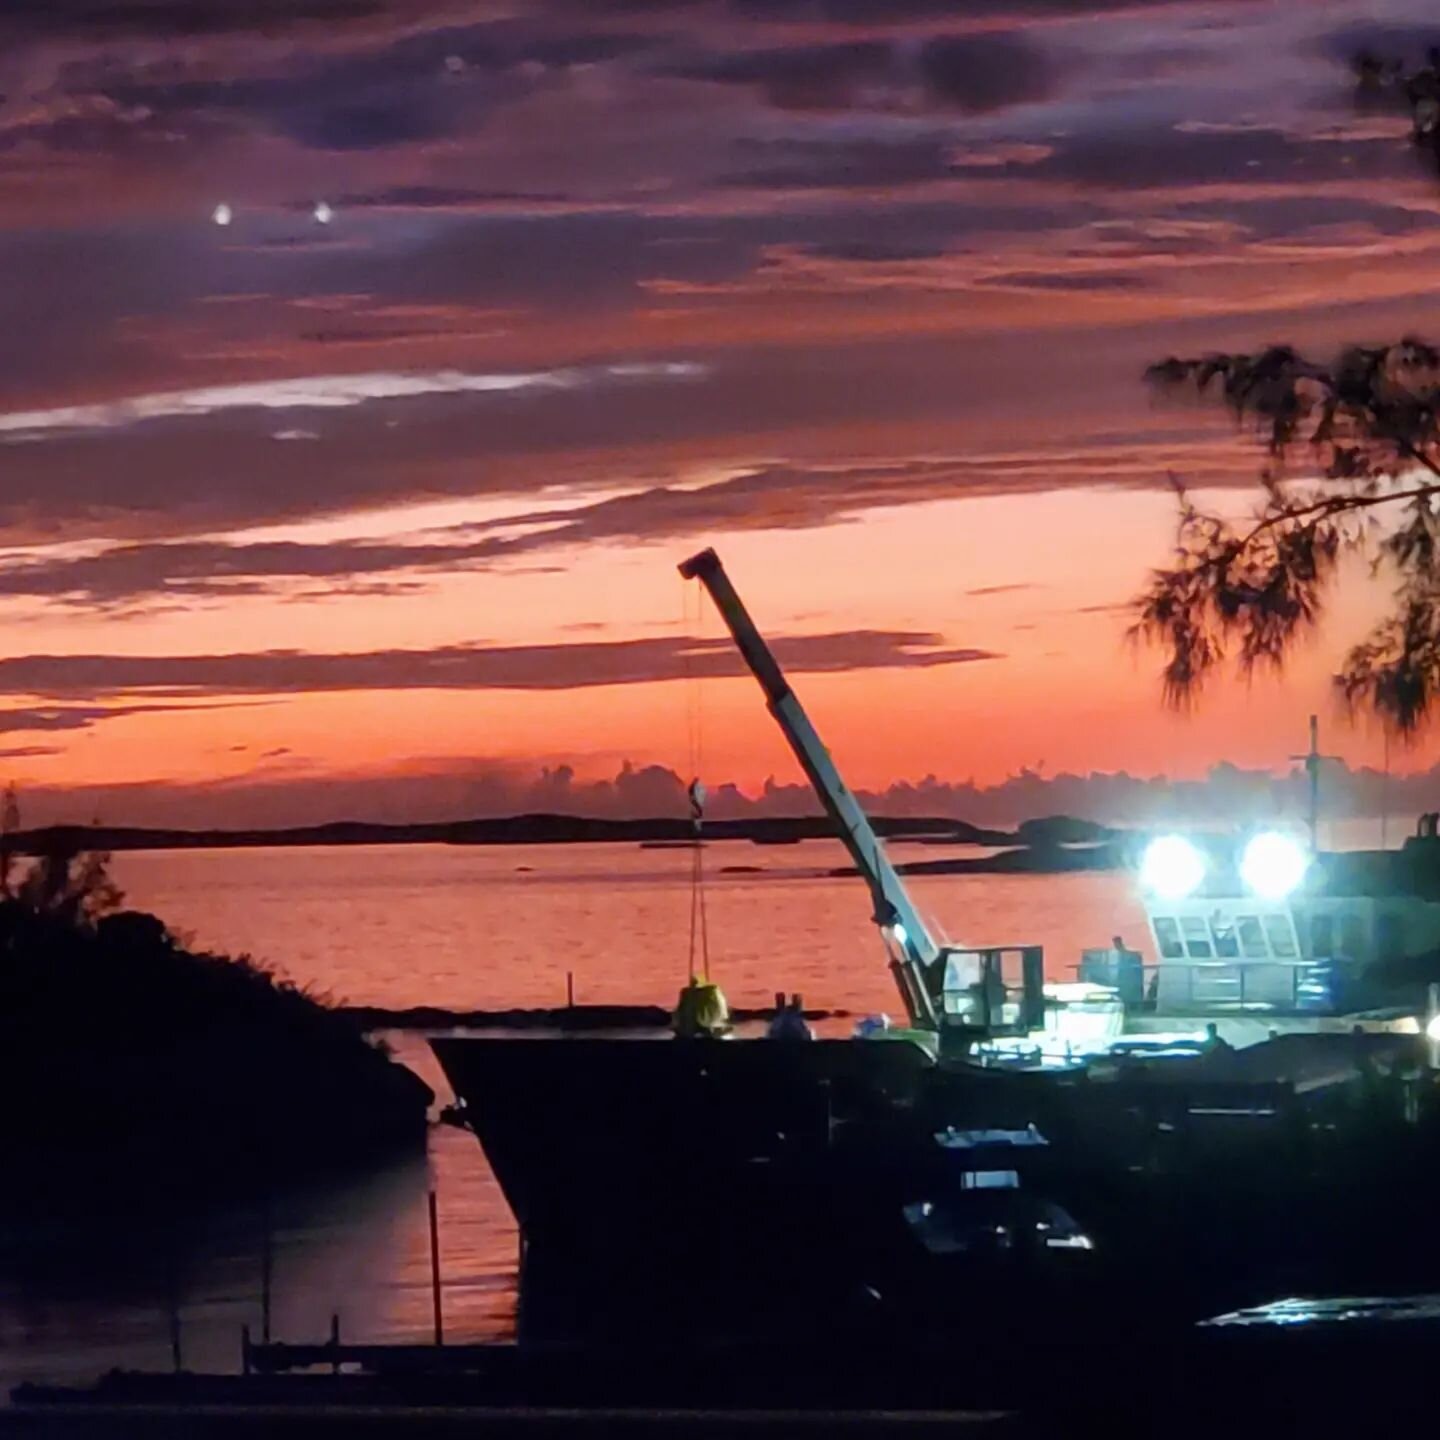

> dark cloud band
[0,632,1000,701]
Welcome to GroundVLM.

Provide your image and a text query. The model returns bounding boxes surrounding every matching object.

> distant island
[2,812,1123,863]
[826,816,1128,877]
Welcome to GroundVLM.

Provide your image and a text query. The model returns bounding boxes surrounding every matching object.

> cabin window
[1237,916,1269,959]
[1152,917,1185,960]
[1340,912,1366,959]
[1180,915,1214,959]
[1310,913,1334,959]
[1210,917,1240,958]
[1262,913,1298,958]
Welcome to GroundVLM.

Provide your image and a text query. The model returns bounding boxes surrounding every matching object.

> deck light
[891,923,908,948]
[1425,1013,1440,1044]
[1139,835,1206,900]
[1240,831,1307,900]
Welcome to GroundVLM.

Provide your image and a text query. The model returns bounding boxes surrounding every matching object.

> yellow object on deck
[673,977,731,1038]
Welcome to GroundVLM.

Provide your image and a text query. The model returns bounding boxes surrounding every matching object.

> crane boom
[678,547,940,1028]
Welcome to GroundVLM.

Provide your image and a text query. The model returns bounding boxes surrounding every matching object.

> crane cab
[935,944,1046,1048]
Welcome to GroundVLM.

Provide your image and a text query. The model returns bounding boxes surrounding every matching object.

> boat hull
[434,1032,1440,1346]
[433,1036,1123,1343]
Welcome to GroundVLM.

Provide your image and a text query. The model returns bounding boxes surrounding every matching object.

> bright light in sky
[211,203,232,227]
[313,201,333,225]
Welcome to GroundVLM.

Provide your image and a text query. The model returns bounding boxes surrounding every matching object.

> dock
[12,1313,1440,1437]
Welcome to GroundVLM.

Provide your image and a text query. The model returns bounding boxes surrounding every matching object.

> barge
[434,548,1440,1346]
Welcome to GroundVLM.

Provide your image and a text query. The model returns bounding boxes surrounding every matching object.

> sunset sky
[5,0,1440,827]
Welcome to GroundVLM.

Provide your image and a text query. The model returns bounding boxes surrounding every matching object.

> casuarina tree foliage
[1136,341,1440,735]
[1135,48,1440,737]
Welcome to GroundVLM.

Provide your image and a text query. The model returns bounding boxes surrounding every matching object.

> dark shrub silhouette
[0,845,431,1214]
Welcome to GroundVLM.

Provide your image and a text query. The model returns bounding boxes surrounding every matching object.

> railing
[1077,954,1339,1014]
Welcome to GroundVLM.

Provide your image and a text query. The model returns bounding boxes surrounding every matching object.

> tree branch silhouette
[1134,340,1440,736]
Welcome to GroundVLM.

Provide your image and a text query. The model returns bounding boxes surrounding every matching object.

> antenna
[1289,714,1337,851]
[1382,728,1391,850]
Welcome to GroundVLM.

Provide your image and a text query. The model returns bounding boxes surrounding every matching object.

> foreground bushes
[0,892,432,1212]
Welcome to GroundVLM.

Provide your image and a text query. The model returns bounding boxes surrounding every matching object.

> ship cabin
[1126,824,1440,1019]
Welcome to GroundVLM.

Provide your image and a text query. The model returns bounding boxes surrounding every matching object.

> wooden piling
[168,1289,182,1373]
[260,1197,273,1344]
[429,1190,444,1346]
[167,1239,183,1373]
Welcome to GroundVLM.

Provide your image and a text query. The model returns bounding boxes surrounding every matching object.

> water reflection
[107,841,1156,1015]
[0,1110,515,1392]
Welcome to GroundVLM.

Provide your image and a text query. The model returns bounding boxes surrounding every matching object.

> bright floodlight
[1139,835,1206,900]
[1426,1013,1440,1044]
[1240,831,1308,900]
[212,202,232,227]
[891,922,909,948]
[313,200,333,224]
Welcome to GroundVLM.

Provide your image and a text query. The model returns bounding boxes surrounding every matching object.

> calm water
[0,840,1154,1391]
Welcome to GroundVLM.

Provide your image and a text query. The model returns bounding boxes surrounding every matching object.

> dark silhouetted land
[3,813,1122,870]
[0,866,432,1215]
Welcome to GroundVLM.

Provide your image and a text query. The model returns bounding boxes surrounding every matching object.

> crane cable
[683,576,710,981]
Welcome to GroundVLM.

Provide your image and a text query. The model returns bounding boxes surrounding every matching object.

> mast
[1382,728,1390,850]
[678,547,939,1028]
[1290,715,1334,851]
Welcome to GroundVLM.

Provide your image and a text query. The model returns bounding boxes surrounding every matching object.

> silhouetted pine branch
[1134,340,1440,736]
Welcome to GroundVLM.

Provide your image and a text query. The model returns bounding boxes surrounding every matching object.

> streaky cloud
[0,633,1001,700]
[0,362,706,442]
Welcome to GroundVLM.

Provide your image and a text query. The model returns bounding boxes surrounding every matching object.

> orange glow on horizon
[5,0,1440,823]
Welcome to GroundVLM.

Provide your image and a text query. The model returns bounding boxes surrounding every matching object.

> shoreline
[6,813,1117,857]
[344,1003,852,1031]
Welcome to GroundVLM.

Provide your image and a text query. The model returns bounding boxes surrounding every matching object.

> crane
[679,547,1043,1039]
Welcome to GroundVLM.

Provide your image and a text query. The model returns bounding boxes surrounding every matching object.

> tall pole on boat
[1290,715,1333,852]
[1307,714,1319,850]
[1382,728,1391,850]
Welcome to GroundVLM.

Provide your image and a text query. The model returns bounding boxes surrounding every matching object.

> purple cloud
[0,632,1001,701]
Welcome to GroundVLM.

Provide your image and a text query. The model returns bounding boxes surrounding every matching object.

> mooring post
[330,1313,341,1374]
[166,1234,184,1374]
[566,970,575,1008]
[241,1323,251,1376]
[260,1195,273,1344]
[168,1286,183,1374]
[429,1190,444,1346]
